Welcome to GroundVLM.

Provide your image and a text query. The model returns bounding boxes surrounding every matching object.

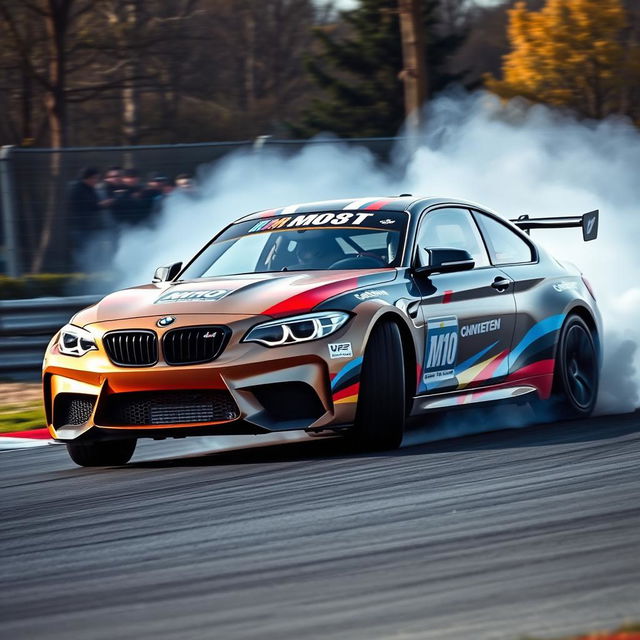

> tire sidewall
[351,320,406,450]
[555,314,598,416]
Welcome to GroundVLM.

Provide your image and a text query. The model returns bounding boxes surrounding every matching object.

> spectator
[68,167,111,237]
[175,172,200,200]
[158,175,174,197]
[112,167,145,226]
[175,173,196,192]
[100,166,125,199]
[67,167,113,266]
[97,166,125,252]
[140,174,172,219]
[122,167,143,192]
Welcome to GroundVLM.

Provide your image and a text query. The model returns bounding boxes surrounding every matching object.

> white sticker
[329,342,353,359]
[354,289,389,301]
[248,212,374,233]
[460,318,501,337]
[423,316,458,384]
[155,289,229,303]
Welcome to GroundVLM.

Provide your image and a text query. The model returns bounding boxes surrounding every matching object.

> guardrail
[0,295,101,375]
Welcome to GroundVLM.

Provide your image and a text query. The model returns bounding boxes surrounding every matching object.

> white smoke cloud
[113,90,640,414]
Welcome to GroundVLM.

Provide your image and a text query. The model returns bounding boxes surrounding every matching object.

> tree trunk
[31,0,71,273]
[243,5,256,112]
[121,1,141,145]
[398,0,428,130]
[20,62,33,144]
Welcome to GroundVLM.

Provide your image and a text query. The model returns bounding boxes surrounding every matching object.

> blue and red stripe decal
[331,357,363,405]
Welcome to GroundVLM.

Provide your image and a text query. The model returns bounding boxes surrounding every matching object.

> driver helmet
[295,232,340,268]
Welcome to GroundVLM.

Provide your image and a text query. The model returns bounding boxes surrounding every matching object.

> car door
[471,210,546,381]
[414,207,517,395]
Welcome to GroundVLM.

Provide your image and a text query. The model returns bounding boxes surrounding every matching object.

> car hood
[76,269,398,326]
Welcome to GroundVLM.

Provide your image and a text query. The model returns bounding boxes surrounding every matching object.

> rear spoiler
[510,210,599,241]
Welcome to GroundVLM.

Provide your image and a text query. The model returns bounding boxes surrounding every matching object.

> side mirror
[414,248,474,276]
[153,262,182,283]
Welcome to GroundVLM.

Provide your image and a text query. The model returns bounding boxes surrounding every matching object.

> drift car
[43,196,601,466]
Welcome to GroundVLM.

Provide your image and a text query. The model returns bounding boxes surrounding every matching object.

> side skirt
[410,385,539,416]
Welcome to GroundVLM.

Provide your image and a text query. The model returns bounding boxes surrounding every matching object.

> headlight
[243,311,350,347]
[57,324,98,357]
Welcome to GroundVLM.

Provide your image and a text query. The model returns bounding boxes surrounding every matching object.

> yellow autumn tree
[487,0,630,119]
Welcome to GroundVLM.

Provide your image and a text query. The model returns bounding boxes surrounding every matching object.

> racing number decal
[423,316,459,387]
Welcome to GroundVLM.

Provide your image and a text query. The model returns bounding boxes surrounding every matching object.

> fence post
[0,145,21,277]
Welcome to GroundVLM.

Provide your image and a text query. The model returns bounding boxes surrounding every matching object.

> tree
[398,0,428,127]
[486,0,631,120]
[294,0,468,138]
[0,0,125,148]
[194,0,316,139]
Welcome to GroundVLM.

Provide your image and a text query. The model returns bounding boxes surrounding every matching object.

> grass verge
[0,403,46,433]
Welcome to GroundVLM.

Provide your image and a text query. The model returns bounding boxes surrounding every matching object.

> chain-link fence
[0,137,399,279]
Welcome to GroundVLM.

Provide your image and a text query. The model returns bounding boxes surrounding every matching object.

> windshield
[180,211,408,278]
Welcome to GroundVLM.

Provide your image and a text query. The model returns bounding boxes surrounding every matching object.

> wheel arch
[548,304,601,397]
[564,303,601,363]
[366,310,417,415]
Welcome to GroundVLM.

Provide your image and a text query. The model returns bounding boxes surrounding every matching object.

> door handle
[491,277,511,292]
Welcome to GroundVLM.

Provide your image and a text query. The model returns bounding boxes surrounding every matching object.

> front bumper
[43,313,365,442]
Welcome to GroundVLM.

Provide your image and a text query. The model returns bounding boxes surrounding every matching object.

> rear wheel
[67,438,137,467]
[537,315,598,420]
[347,320,405,451]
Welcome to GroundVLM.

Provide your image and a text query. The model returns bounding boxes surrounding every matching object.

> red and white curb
[0,429,54,450]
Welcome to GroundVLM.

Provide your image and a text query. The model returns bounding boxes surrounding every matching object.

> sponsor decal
[354,289,389,301]
[423,316,459,385]
[331,356,363,404]
[460,318,501,338]
[155,289,229,303]
[380,218,395,225]
[248,211,374,233]
[553,280,579,292]
[329,342,353,359]
[156,316,175,327]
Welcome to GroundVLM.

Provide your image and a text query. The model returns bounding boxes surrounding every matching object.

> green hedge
[0,273,115,299]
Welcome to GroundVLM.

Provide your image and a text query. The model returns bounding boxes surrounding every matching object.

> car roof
[237,196,500,223]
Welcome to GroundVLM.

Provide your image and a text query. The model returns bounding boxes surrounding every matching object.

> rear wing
[510,210,599,242]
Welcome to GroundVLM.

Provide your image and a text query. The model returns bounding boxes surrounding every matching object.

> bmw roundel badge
[157,316,175,327]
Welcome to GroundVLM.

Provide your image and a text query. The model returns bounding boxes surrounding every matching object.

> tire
[67,438,137,467]
[537,314,598,421]
[347,320,406,451]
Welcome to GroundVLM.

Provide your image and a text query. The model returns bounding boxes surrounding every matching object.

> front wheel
[346,320,406,451]
[67,438,137,467]
[537,315,599,420]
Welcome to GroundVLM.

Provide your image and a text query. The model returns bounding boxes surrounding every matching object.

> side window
[417,208,490,268]
[474,212,534,265]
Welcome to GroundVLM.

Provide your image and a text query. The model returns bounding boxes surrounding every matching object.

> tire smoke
[113,91,640,414]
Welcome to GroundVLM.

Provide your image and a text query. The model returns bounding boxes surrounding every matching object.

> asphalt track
[1,411,640,640]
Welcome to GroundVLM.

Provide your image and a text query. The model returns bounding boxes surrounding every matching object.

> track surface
[1,413,640,640]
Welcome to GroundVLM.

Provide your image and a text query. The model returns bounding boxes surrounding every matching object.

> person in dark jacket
[67,167,114,270]
[140,174,172,221]
[112,168,146,226]
[68,167,112,238]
